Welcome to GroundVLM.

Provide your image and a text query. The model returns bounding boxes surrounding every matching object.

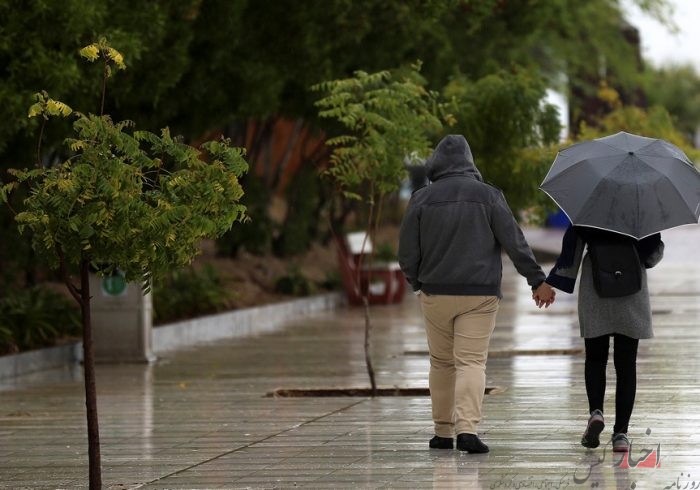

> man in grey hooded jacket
[398,134,554,453]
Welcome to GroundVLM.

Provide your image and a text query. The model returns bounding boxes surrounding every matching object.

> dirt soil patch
[266,386,505,397]
[192,225,401,311]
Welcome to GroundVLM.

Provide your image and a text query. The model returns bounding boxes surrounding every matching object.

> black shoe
[456,433,489,453]
[429,435,454,449]
[581,409,605,448]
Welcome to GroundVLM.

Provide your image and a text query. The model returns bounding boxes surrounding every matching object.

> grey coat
[547,226,664,339]
[398,135,546,297]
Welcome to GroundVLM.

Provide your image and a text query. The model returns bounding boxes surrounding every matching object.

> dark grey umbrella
[541,131,700,239]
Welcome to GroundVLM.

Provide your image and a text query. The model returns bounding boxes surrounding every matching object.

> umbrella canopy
[541,131,700,239]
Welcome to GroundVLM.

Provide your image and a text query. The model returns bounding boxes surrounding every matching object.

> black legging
[584,334,639,434]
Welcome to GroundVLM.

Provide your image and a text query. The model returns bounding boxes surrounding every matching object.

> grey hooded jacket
[398,135,545,297]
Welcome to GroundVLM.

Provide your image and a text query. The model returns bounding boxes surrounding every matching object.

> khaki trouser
[419,294,500,437]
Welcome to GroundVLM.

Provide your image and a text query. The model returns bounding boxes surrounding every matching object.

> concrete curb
[153,292,344,353]
[0,343,83,381]
[0,292,345,380]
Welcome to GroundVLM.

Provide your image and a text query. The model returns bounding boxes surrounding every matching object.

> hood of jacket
[426,134,483,182]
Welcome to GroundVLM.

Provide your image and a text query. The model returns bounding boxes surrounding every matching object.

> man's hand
[533,282,555,308]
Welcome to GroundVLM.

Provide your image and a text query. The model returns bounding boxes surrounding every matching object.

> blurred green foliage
[274,266,317,297]
[1,0,689,285]
[643,64,700,143]
[1,39,248,288]
[525,93,700,221]
[274,166,322,257]
[153,265,229,324]
[315,64,445,201]
[0,0,675,170]
[217,174,274,256]
[0,286,80,354]
[321,270,342,291]
[445,70,562,213]
[375,243,397,263]
[578,104,700,163]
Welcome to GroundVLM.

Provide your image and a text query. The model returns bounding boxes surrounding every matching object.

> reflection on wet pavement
[1,228,699,488]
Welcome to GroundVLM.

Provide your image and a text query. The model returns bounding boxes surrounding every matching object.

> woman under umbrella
[546,226,663,451]
[541,131,700,452]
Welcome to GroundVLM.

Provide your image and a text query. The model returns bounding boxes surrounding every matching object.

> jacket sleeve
[398,196,422,291]
[546,225,585,293]
[489,191,546,289]
[637,233,664,269]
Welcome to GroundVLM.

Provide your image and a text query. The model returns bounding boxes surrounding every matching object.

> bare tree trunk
[362,295,377,396]
[358,190,378,397]
[80,257,102,489]
[363,193,385,398]
[272,119,305,190]
[326,210,376,396]
[355,201,374,288]
[247,118,270,170]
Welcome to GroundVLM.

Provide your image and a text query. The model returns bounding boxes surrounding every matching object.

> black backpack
[587,238,642,298]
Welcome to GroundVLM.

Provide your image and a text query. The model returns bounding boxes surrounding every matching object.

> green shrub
[217,174,273,256]
[0,286,81,354]
[274,266,317,296]
[375,242,396,263]
[0,324,14,353]
[153,265,229,324]
[321,270,342,291]
[444,70,561,213]
[274,166,321,257]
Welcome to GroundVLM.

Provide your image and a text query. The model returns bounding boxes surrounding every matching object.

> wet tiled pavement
[1,227,699,489]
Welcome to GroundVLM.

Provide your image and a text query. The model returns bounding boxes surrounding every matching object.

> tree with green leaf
[1,40,247,490]
[444,70,562,214]
[643,64,700,143]
[524,90,700,222]
[1,0,678,289]
[314,63,447,394]
[577,103,700,163]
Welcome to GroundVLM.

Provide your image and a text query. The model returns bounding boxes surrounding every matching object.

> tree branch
[326,214,360,298]
[36,119,46,168]
[100,57,108,116]
[57,246,82,305]
[273,119,305,191]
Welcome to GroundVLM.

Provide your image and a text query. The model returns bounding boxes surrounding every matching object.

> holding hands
[533,282,555,308]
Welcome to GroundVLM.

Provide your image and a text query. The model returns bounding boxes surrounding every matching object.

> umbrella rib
[635,175,641,238]
[636,149,698,169]
[633,138,663,155]
[539,187,575,224]
[537,187,639,239]
[540,151,564,185]
[656,174,700,222]
[622,132,633,152]
[634,155,700,214]
[540,180,641,240]
[637,221,700,239]
[541,154,625,187]
[594,138,628,154]
[542,132,700,239]
[542,141,628,185]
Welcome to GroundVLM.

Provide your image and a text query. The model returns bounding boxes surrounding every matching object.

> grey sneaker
[581,409,605,448]
[612,432,630,452]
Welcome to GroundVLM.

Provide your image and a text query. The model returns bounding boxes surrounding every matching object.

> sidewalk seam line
[132,398,368,488]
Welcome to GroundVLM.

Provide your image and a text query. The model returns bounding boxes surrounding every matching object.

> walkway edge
[0,292,345,380]
[0,343,83,381]
[152,292,344,353]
